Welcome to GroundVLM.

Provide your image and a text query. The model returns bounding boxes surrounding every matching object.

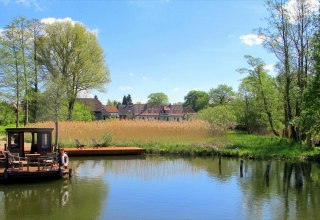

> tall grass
[27,120,223,147]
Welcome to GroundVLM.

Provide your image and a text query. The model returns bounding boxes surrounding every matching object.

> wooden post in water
[240,160,243,178]
[264,161,271,187]
[219,154,222,175]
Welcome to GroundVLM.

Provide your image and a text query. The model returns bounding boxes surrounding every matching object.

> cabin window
[10,133,19,148]
[33,133,37,144]
[42,133,50,149]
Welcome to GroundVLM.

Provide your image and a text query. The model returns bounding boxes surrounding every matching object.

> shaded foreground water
[0,156,319,220]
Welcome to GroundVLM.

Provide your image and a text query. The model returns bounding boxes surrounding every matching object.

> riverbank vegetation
[24,120,320,161]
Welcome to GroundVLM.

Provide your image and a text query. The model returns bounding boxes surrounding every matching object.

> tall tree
[147,92,169,105]
[40,74,68,148]
[37,21,110,121]
[0,18,25,127]
[28,18,44,122]
[259,0,317,139]
[208,84,235,106]
[260,0,293,137]
[126,94,133,105]
[183,90,209,112]
[295,29,320,145]
[238,55,281,136]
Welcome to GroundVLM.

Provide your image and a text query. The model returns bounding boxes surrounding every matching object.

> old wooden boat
[0,128,69,183]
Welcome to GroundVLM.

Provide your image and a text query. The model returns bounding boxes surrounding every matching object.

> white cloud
[142,76,148,81]
[119,86,133,92]
[240,34,265,46]
[41,17,76,25]
[90,28,99,36]
[129,72,135,77]
[78,90,94,98]
[41,17,98,35]
[264,64,275,72]
[172,87,179,92]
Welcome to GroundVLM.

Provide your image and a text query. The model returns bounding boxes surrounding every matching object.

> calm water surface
[0,156,319,220]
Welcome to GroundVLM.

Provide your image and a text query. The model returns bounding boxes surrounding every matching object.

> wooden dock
[0,166,69,183]
[63,147,146,156]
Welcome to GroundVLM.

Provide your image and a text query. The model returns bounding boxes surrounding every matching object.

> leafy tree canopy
[147,92,169,105]
[183,90,209,112]
[208,84,235,106]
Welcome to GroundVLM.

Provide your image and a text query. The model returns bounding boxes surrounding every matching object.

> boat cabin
[5,128,54,157]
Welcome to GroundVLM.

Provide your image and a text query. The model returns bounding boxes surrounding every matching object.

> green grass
[122,130,320,161]
[219,130,319,160]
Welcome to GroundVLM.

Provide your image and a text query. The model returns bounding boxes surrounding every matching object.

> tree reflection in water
[0,158,109,220]
[0,156,319,220]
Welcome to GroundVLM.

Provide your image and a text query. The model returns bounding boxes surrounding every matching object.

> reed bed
[27,120,224,147]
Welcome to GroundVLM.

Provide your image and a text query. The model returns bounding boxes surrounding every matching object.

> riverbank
[136,131,320,161]
[1,122,319,161]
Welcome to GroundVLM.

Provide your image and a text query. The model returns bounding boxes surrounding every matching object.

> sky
[0,0,318,104]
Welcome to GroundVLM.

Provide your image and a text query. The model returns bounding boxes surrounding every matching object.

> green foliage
[102,133,113,147]
[147,92,169,105]
[237,55,282,135]
[71,102,94,121]
[37,21,110,120]
[0,102,15,125]
[208,84,235,106]
[107,99,120,106]
[197,105,237,129]
[295,30,320,138]
[122,94,133,105]
[183,90,209,112]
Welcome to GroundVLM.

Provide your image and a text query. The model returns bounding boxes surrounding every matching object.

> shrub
[102,133,113,147]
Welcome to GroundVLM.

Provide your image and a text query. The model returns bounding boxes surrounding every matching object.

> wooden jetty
[64,147,146,156]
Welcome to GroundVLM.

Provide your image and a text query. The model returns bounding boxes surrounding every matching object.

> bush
[102,133,113,147]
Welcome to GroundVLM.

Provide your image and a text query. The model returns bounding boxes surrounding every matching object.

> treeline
[0,16,110,127]
[194,0,320,146]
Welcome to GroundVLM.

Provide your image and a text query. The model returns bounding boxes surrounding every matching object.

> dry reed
[27,120,223,146]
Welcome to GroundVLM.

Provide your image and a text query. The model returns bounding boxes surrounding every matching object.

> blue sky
[0,0,287,104]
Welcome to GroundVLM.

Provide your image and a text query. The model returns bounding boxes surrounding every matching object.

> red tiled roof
[105,105,118,113]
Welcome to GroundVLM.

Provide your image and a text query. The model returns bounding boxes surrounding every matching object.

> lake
[0,155,319,220]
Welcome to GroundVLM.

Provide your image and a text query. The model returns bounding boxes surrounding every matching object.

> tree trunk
[67,98,76,121]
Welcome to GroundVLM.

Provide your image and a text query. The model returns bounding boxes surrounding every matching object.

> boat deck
[64,147,145,156]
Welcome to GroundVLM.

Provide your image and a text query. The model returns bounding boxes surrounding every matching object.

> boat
[0,128,69,183]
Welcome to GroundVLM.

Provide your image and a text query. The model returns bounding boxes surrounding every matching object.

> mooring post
[264,161,271,187]
[240,160,243,178]
[219,154,222,175]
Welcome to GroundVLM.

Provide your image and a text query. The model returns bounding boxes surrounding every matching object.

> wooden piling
[218,154,222,175]
[240,160,243,178]
[264,161,271,186]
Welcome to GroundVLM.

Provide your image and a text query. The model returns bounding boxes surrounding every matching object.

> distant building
[77,95,108,120]
[104,105,119,118]
[118,104,195,121]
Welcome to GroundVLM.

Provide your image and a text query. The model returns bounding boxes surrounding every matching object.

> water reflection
[0,158,109,220]
[0,156,319,219]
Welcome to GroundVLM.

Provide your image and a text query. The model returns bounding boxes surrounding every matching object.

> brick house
[104,105,119,118]
[118,104,195,121]
[77,95,108,120]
